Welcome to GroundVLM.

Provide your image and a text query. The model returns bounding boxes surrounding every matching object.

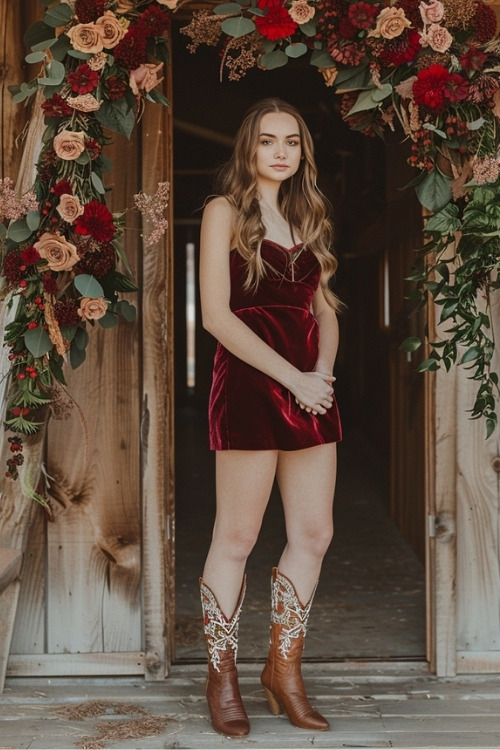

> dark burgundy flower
[51,179,73,197]
[338,17,358,39]
[413,64,451,113]
[41,93,72,118]
[42,271,58,296]
[114,29,148,71]
[395,0,421,27]
[380,29,421,66]
[85,138,102,160]
[74,0,106,23]
[74,241,116,278]
[139,5,171,36]
[54,300,80,327]
[460,45,487,72]
[255,0,298,41]
[74,200,115,242]
[3,250,25,285]
[348,2,377,29]
[67,63,99,94]
[105,75,128,101]
[470,1,497,43]
[444,73,469,103]
[21,246,41,266]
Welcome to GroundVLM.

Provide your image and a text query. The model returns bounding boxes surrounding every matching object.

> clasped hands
[293,371,335,416]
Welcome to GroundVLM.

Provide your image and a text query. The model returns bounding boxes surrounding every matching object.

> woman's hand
[292,371,335,416]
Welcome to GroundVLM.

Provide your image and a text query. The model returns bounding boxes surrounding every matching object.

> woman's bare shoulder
[203,195,236,221]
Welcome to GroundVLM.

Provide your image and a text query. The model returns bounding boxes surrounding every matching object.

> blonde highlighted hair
[214,97,341,311]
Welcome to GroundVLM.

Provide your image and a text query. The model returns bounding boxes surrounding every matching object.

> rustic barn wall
[1,2,174,682]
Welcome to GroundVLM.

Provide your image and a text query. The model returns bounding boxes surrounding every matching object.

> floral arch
[1,0,500,500]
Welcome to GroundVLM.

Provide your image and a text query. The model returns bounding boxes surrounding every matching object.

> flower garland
[182,0,500,436]
[1,0,175,489]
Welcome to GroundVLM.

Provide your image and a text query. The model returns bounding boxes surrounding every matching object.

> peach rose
[115,0,134,11]
[155,0,179,7]
[368,7,412,39]
[96,11,127,49]
[78,296,109,321]
[423,23,452,53]
[288,0,315,25]
[129,62,164,95]
[66,94,101,112]
[53,129,86,161]
[419,0,445,25]
[34,232,80,272]
[56,194,84,223]
[67,23,104,54]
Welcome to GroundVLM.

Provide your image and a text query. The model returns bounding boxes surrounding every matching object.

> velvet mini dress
[209,239,342,451]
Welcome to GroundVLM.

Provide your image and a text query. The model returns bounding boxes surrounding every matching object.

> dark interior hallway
[174,407,425,662]
[171,17,426,664]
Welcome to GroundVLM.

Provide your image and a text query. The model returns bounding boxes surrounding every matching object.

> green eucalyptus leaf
[98,312,119,328]
[260,50,289,69]
[74,327,89,351]
[50,34,72,61]
[214,2,243,13]
[24,326,53,357]
[285,42,308,58]
[91,171,105,195]
[467,117,485,131]
[116,299,137,322]
[31,37,58,52]
[221,16,256,37]
[44,4,74,28]
[299,20,316,36]
[74,274,105,299]
[25,50,46,64]
[7,218,32,243]
[26,210,41,232]
[24,20,55,49]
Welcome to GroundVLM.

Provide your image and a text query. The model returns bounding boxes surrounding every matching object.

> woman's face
[254,111,302,188]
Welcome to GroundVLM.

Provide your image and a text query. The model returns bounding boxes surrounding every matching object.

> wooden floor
[2,662,500,749]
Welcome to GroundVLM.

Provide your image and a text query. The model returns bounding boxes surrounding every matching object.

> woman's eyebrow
[259,132,301,138]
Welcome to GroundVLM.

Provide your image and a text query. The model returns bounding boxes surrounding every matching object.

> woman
[199,97,342,737]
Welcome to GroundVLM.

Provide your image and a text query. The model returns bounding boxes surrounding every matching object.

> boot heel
[264,687,282,715]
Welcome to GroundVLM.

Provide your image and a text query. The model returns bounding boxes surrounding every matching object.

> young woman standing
[199,97,342,737]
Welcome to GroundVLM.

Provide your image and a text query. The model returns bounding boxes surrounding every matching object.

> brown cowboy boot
[200,576,250,737]
[260,567,330,731]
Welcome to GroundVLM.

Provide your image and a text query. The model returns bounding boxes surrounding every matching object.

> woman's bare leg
[276,442,337,603]
[202,449,278,617]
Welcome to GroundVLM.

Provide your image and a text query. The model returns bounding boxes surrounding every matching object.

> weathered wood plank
[139,52,174,680]
[0,548,22,592]
[7,652,145,676]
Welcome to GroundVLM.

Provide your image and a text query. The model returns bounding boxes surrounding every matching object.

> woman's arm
[199,198,334,413]
[312,286,339,377]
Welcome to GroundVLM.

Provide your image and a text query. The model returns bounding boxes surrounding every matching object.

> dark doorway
[171,19,426,661]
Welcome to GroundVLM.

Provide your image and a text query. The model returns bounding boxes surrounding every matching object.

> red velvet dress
[209,239,342,451]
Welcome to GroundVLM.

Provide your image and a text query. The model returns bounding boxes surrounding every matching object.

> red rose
[74,200,116,242]
[413,64,451,113]
[66,63,100,94]
[255,0,298,41]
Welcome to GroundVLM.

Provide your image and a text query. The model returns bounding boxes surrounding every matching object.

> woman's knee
[211,523,261,562]
[291,520,334,559]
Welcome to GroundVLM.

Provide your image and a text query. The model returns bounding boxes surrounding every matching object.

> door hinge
[427,514,436,538]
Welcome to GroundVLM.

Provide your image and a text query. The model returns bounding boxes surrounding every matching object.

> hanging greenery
[181,0,500,436]
[1,0,173,495]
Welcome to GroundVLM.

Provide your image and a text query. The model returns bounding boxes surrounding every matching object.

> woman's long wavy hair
[214,97,341,311]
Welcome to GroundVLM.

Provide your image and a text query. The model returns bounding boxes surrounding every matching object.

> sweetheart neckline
[262,238,303,253]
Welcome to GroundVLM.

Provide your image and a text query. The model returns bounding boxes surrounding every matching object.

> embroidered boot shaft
[200,577,250,737]
[260,567,330,731]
